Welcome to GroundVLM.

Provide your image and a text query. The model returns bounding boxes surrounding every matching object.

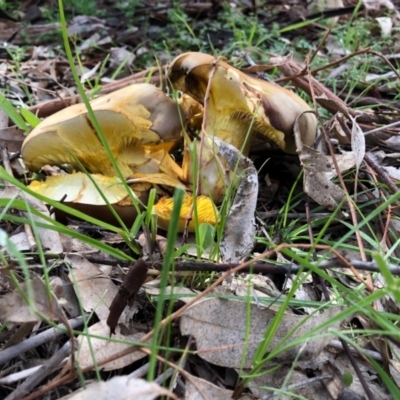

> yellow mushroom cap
[153,193,217,232]
[28,172,151,226]
[22,83,184,177]
[168,52,317,154]
[28,172,135,205]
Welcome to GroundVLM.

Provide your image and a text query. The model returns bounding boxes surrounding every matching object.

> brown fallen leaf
[0,126,26,153]
[0,275,65,323]
[66,254,120,322]
[180,297,342,368]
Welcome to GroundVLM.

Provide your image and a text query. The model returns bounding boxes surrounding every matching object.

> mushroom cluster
[21,52,317,231]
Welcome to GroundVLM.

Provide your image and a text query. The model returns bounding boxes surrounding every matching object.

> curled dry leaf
[212,137,258,262]
[350,115,366,170]
[294,112,345,210]
[50,276,80,318]
[21,83,183,177]
[168,51,317,154]
[180,297,342,368]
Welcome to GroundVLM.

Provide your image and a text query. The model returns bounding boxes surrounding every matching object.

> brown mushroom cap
[168,52,317,154]
[22,83,184,177]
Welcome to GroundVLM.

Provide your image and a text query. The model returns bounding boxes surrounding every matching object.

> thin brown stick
[275,47,371,83]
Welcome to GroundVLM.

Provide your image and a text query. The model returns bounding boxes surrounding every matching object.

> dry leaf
[0,184,64,254]
[0,108,8,129]
[321,360,346,399]
[143,285,198,304]
[50,276,80,318]
[0,126,26,152]
[185,374,233,400]
[8,232,31,252]
[212,137,258,262]
[294,113,345,209]
[0,275,65,323]
[66,254,119,321]
[180,297,342,368]
[68,376,167,400]
[324,153,356,180]
[350,116,365,170]
[76,321,146,371]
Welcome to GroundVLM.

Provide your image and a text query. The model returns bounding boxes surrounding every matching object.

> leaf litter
[1,1,400,399]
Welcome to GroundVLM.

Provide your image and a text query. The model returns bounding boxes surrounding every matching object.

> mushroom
[22,83,185,178]
[22,83,191,228]
[153,193,217,231]
[168,52,317,204]
[168,52,317,154]
[28,172,150,226]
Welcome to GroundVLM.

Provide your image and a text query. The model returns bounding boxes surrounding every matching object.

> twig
[363,120,400,136]
[7,253,400,276]
[75,257,400,276]
[340,339,375,400]
[364,153,399,195]
[275,48,371,83]
[266,374,333,400]
[0,316,83,365]
[320,109,373,291]
[4,342,71,400]
[328,340,382,362]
